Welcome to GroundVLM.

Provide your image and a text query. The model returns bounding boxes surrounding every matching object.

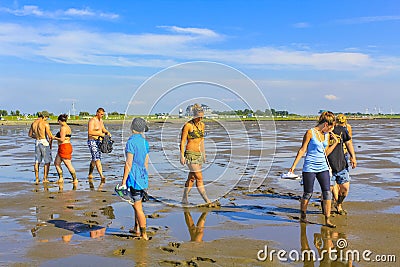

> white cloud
[0,5,119,19]
[64,8,95,17]
[325,94,339,101]
[159,26,220,38]
[0,22,399,72]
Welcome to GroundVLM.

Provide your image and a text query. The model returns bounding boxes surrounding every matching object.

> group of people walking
[290,111,357,228]
[29,105,357,240]
[28,108,111,185]
[29,105,211,240]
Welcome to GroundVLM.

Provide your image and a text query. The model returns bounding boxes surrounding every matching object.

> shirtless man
[87,108,111,182]
[28,111,54,184]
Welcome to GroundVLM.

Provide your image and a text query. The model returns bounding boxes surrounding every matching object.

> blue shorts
[330,169,351,185]
[35,143,52,164]
[128,188,146,204]
[87,140,101,161]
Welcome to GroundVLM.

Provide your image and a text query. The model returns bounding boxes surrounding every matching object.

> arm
[45,123,54,149]
[28,123,35,139]
[200,139,206,162]
[347,123,352,137]
[200,122,206,161]
[289,130,312,173]
[345,140,357,168]
[144,154,149,170]
[180,123,189,165]
[53,126,66,142]
[325,132,339,156]
[121,152,133,186]
[101,121,111,136]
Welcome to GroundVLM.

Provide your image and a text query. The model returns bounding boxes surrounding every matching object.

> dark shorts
[87,140,101,161]
[128,188,146,204]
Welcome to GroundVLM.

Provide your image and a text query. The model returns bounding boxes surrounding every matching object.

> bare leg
[63,159,77,184]
[88,161,95,179]
[182,172,195,204]
[323,200,336,228]
[54,155,63,183]
[194,172,211,204]
[34,163,40,184]
[337,182,350,214]
[94,160,105,181]
[130,213,140,236]
[43,163,50,183]
[331,184,339,204]
[189,163,211,204]
[300,199,309,223]
[132,201,148,240]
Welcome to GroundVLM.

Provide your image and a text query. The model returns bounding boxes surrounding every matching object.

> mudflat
[0,120,398,266]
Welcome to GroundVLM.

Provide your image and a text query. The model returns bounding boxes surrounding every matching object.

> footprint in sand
[196,256,216,263]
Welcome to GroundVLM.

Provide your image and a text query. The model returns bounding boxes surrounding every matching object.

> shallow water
[1,119,399,205]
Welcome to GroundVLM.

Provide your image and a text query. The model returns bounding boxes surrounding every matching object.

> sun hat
[130,117,149,133]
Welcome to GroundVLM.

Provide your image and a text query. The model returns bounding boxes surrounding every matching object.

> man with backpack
[87,107,111,182]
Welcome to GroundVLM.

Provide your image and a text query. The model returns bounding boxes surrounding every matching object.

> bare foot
[325,218,336,228]
[72,178,79,184]
[129,229,140,236]
[141,233,149,240]
[43,179,49,183]
[35,179,39,185]
[300,217,311,224]
[88,175,93,179]
[100,177,106,183]
[98,182,105,191]
[57,178,64,184]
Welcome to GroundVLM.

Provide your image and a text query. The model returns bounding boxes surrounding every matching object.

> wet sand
[0,120,399,266]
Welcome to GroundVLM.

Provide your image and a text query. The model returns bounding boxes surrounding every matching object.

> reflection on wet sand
[48,219,106,241]
[34,181,78,193]
[89,179,105,191]
[301,223,353,267]
[184,209,208,242]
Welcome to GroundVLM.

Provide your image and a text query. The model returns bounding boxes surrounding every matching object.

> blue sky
[1,0,399,115]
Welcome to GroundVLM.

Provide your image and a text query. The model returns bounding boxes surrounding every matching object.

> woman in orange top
[53,114,77,185]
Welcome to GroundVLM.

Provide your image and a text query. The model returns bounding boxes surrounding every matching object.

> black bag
[99,134,114,153]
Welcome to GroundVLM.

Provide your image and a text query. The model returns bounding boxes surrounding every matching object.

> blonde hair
[336,114,347,124]
[192,103,204,116]
[317,111,335,126]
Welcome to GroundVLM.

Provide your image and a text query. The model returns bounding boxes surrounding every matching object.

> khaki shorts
[184,150,204,165]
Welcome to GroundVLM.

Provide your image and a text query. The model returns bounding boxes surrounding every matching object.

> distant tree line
[1,110,22,116]
[213,108,290,116]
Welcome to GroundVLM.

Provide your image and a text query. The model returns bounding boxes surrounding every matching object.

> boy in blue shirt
[115,118,149,240]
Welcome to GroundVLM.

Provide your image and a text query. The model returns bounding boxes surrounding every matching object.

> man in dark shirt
[328,114,357,215]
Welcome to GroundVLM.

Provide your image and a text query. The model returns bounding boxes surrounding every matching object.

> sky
[1,0,400,115]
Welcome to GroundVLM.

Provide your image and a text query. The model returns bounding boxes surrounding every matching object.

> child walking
[115,118,150,240]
